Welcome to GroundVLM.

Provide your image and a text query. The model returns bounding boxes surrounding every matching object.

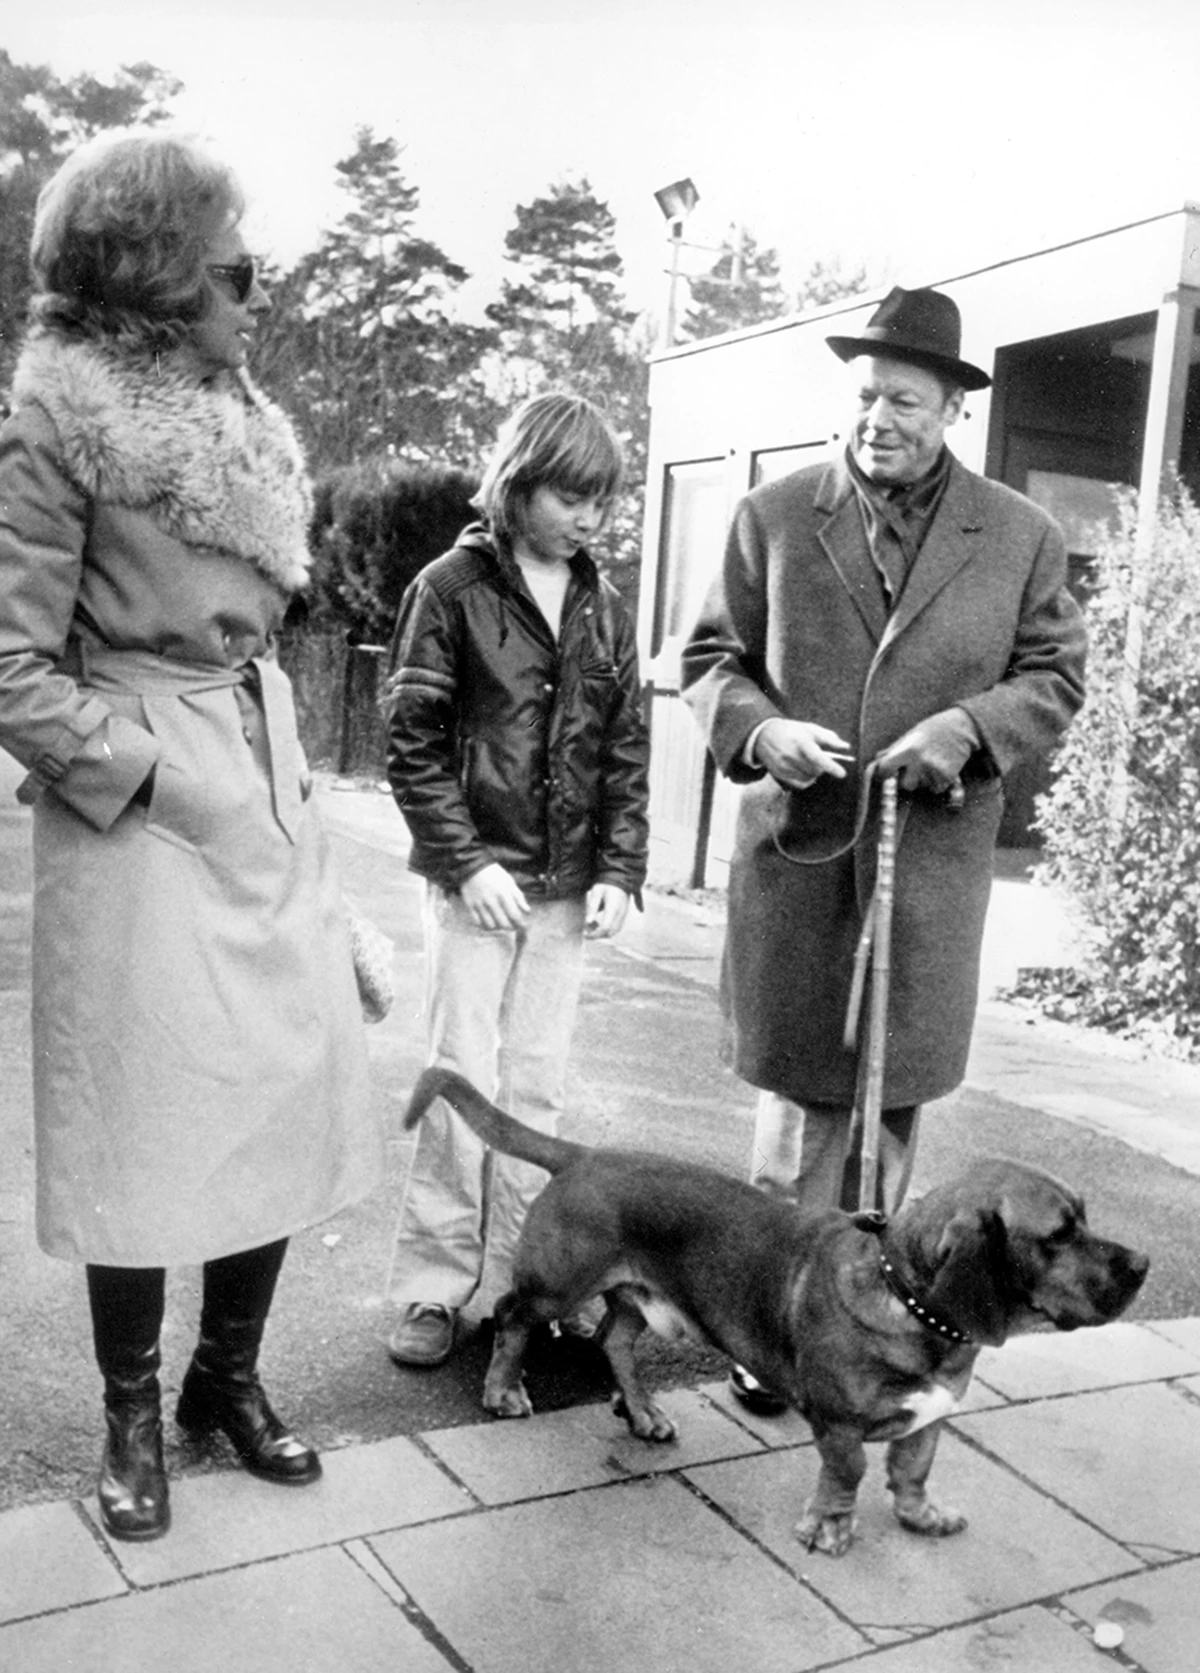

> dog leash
[770,759,905,1214]
[771,757,887,867]
[847,774,898,1213]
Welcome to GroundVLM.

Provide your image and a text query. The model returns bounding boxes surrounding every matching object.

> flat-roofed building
[639,205,1200,883]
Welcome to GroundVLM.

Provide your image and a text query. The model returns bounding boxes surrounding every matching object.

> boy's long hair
[474,392,625,540]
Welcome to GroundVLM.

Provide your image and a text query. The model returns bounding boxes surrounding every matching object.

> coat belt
[64,643,306,841]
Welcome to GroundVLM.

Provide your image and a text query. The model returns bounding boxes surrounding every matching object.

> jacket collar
[471,523,603,599]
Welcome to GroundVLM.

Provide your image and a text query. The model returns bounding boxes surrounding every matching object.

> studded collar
[852,1210,974,1346]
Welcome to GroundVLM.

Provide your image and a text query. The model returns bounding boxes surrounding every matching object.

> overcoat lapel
[814,463,889,642]
[880,460,986,654]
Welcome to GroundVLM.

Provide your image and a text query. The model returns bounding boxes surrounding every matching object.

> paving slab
[0,1499,126,1625]
[683,1429,1138,1633]
[420,1388,763,1504]
[973,1320,1200,1401]
[696,1377,816,1444]
[370,1472,865,1673]
[1145,1317,1200,1355]
[816,1603,1122,1671]
[954,1381,1200,1554]
[79,1435,470,1586]
[1064,1555,1200,1673]
[0,1544,450,1673]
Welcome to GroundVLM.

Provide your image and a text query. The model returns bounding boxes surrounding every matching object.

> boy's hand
[460,863,531,932]
[584,883,630,940]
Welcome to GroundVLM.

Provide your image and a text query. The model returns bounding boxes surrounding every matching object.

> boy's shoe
[388,1303,457,1367]
[728,1362,789,1416]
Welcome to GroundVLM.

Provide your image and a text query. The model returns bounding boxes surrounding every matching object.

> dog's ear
[923,1208,1012,1346]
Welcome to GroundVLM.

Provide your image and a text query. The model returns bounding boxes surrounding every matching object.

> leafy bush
[1032,485,1200,1052]
[305,456,480,644]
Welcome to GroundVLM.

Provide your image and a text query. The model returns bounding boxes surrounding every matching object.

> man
[681,286,1086,1410]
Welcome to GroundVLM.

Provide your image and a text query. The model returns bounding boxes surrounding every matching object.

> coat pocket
[140,695,214,852]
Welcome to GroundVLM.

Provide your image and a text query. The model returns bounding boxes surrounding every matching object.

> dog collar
[877,1250,973,1345]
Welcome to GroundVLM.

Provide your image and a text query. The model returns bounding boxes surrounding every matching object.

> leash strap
[771,757,884,867]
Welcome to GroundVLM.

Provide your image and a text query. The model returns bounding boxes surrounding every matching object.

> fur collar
[12,332,313,593]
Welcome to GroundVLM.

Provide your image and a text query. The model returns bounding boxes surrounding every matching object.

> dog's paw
[893,1497,967,1538]
[794,1508,858,1557]
[483,1380,534,1420]
[611,1392,678,1443]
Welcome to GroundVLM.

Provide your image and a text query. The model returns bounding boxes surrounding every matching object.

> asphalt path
[2,762,1199,1515]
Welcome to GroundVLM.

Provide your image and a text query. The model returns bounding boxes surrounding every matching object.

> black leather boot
[176,1239,320,1485]
[87,1265,170,1542]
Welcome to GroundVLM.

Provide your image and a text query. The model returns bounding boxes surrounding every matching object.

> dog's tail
[404,1067,585,1176]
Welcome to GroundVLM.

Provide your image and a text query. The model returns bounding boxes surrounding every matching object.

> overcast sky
[8,0,1200,326]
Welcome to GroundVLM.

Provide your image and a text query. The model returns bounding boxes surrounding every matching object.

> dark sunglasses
[206,257,257,303]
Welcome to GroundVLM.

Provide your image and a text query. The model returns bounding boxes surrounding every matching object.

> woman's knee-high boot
[87,1265,170,1541]
[175,1238,320,1484]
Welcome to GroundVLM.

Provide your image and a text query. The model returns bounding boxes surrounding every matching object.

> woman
[0,130,384,1541]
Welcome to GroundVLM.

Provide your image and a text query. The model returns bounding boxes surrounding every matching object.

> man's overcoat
[681,452,1086,1108]
[0,333,383,1265]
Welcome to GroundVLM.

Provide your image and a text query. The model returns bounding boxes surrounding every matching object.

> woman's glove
[874,707,978,794]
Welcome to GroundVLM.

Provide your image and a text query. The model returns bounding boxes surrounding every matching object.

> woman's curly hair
[30,128,244,353]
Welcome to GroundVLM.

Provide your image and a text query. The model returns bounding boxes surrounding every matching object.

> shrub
[1032,484,1200,1051]
[306,456,480,645]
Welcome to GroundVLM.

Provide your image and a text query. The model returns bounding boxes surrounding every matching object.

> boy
[383,393,650,1366]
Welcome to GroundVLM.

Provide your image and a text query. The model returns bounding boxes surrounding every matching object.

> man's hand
[584,883,630,941]
[460,862,531,932]
[874,707,978,794]
[754,717,854,790]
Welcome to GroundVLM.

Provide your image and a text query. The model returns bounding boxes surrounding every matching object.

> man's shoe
[728,1362,789,1416]
[388,1303,457,1367]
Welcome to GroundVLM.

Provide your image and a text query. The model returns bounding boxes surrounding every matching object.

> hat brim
[826,334,992,392]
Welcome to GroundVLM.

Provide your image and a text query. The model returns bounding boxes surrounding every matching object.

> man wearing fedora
[681,285,1086,1411]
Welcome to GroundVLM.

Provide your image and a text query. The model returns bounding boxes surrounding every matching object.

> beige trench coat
[0,398,383,1266]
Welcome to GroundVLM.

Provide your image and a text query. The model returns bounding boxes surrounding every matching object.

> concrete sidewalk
[4,1318,1200,1673]
[5,777,1200,1672]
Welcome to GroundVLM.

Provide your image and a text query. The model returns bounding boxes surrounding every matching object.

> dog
[404,1067,1149,1556]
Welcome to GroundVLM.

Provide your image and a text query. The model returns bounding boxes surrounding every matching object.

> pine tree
[485,176,638,404]
[795,257,871,312]
[484,177,647,611]
[678,228,789,343]
[257,128,494,470]
[0,53,181,391]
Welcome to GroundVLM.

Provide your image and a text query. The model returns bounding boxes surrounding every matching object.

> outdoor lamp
[654,177,700,229]
[654,178,700,348]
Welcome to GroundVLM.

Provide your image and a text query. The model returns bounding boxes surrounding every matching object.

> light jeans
[750,1090,920,1218]
[388,884,587,1318]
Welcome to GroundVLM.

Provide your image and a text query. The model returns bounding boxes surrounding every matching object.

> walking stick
[855,774,898,1214]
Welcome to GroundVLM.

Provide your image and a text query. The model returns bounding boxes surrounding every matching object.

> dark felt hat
[826,286,991,391]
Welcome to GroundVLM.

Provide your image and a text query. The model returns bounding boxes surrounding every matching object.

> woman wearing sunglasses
[0,130,384,1541]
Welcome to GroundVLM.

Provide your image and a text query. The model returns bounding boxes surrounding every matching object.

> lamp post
[654,177,700,349]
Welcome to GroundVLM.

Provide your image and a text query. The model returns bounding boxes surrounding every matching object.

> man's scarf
[846,445,952,608]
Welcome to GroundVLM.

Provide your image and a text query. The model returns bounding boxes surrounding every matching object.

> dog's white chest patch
[900,1383,961,1435]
